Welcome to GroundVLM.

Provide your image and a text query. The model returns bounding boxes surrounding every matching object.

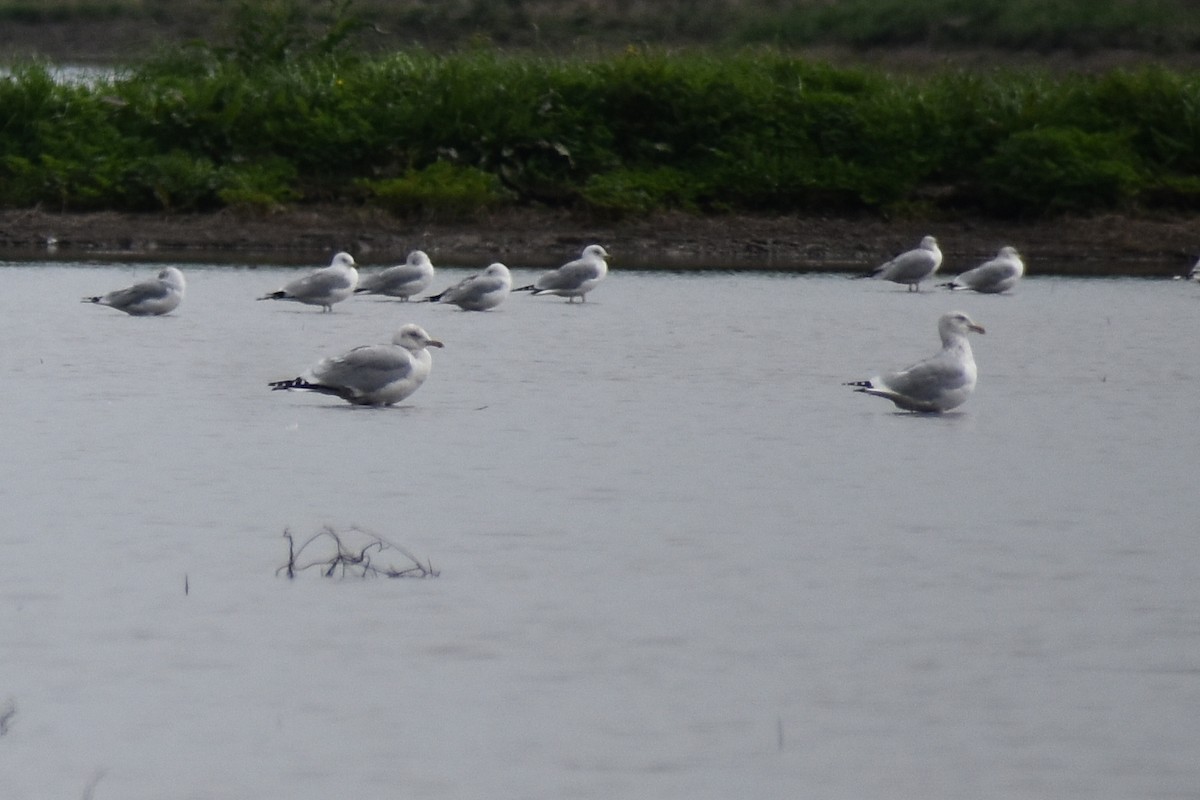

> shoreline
[1,206,1198,276]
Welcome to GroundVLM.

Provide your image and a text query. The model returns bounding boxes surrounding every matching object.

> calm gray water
[1,261,1197,800]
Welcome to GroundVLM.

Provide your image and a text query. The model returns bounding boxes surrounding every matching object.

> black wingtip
[513,284,535,292]
[269,379,355,402]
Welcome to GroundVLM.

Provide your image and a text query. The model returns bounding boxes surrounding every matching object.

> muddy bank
[1,205,1197,276]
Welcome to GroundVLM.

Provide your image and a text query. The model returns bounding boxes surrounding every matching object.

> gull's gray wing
[875,250,936,283]
[536,259,601,291]
[442,273,481,303]
[310,345,413,395]
[104,278,172,309]
[444,273,501,304]
[285,267,354,300]
[881,352,970,405]
[358,263,431,296]
[966,259,1020,291]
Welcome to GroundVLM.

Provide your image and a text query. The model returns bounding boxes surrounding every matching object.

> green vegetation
[2,2,1200,220]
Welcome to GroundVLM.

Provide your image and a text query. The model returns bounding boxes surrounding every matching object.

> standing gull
[269,324,443,406]
[425,262,511,311]
[515,244,609,302]
[845,311,985,413]
[862,235,942,292]
[942,246,1025,293]
[82,267,186,316]
[355,250,435,301]
[257,252,358,312]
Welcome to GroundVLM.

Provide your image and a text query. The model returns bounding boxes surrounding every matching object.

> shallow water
[1,262,1197,799]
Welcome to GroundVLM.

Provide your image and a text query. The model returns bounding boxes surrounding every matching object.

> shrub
[979,127,1143,216]
[217,158,300,211]
[5,43,1200,218]
[581,167,703,216]
[361,161,513,219]
[121,150,221,211]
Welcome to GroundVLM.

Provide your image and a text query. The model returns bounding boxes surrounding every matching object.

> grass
[3,3,1200,220]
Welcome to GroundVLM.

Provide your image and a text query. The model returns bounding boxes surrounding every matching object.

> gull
[514,244,609,302]
[257,252,358,311]
[941,246,1025,293]
[269,324,443,406]
[862,235,942,291]
[81,267,186,316]
[845,311,985,413]
[1190,259,1200,282]
[425,262,511,311]
[355,250,435,301]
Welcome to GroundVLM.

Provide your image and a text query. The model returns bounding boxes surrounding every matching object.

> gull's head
[409,250,432,268]
[919,235,938,251]
[939,311,985,341]
[394,323,444,350]
[158,267,186,289]
[331,251,356,269]
[998,245,1020,260]
[484,262,511,278]
[583,244,610,260]
[484,262,512,289]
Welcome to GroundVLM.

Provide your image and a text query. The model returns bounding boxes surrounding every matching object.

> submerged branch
[278,526,439,579]
[0,699,14,736]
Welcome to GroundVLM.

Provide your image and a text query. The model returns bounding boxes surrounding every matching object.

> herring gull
[862,236,942,292]
[355,250,435,301]
[257,252,358,311]
[82,267,185,316]
[515,244,609,302]
[425,262,511,311]
[269,324,443,406]
[845,311,985,413]
[941,246,1025,293]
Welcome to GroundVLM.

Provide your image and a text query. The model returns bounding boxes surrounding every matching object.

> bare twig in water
[277,526,439,579]
[82,768,107,800]
[0,699,14,736]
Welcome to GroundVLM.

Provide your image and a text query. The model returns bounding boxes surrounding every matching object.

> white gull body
[426,263,511,311]
[355,250,435,301]
[82,267,186,316]
[258,252,358,311]
[942,246,1025,293]
[845,311,985,413]
[865,235,942,292]
[269,324,443,406]
[516,244,609,302]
